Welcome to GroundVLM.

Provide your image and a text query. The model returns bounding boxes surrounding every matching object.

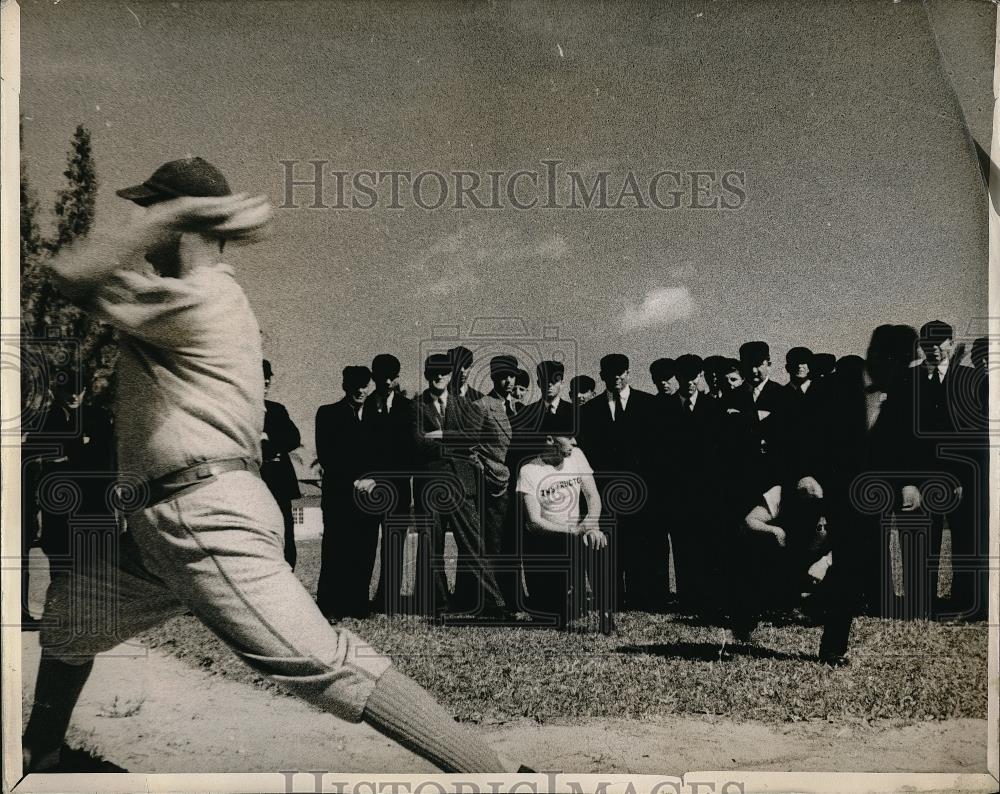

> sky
[18,0,994,459]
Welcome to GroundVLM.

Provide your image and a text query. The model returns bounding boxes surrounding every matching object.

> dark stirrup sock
[23,653,96,769]
[361,667,511,773]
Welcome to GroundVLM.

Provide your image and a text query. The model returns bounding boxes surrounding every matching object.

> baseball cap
[599,353,630,376]
[739,341,770,364]
[785,346,814,367]
[490,355,519,378]
[918,320,954,347]
[116,157,231,206]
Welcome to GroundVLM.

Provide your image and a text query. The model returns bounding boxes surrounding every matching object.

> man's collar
[925,358,950,378]
[607,385,631,401]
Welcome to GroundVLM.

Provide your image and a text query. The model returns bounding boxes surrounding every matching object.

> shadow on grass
[616,641,814,663]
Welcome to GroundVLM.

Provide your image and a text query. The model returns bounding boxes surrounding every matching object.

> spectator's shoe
[818,651,850,668]
[21,613,41,632]
[730,618,757,644]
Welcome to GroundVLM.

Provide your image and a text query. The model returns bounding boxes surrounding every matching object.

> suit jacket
[663,393,722,474]
[578,388,659,476]
[819,369,931,514]
[362,390,414,471]
[449,383,485,402]
[914,363,978,484]
[411,390,485,498]
[782,380,828,481]
[472,391,513,491]
[723,379,796,477]
[514,398,575,437]
[261,399,302,502]
[315,398,375,507]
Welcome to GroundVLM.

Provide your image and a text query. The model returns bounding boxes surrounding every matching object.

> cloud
[427,270,482,297]
[411,221,569,296]
[620,287,696,333]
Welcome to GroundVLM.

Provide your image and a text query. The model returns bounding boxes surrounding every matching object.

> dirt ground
[17,634,988,776]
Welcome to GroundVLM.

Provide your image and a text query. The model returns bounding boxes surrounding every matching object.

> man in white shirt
[517,431,611,632]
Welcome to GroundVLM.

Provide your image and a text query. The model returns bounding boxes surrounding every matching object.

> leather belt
[145,457,259,507]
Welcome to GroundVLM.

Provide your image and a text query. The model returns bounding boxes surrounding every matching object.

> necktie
[614,394,624,422]
[354,405,362,422]
[506,399,516,418]
[435,396,445,417]
[931,369,942,386]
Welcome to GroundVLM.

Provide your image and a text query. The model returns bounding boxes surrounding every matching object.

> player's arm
[576,471,607,548]
[46,194,271,301]
[579,471,603,527]
[521,491,575,536]
[744,504,786,547]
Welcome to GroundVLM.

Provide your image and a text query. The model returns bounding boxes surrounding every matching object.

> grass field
[138,537,988,727]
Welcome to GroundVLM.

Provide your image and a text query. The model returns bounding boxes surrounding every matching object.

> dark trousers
[316,496,380,619]
[729,529,824,632]
[820,503,879,657]
[670,497,725,613]
[481,486,522,611]
[522,530,612,627]
[628,520,671,611]
[277,498,296,570]
[373,476,413,615]
[431,485,504,617]
[931,496,983,619]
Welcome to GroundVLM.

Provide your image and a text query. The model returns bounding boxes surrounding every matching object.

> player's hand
[131,194,273,246]
[770,526,787,548]
[900,485,921,512]
[425,429,444,440]
[583,528,608,549]
[354,478,377,494]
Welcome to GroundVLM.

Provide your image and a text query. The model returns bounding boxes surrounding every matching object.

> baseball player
[22,157,530,774]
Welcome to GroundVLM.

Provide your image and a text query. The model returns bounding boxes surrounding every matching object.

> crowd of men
[24,319,990,662]
[256,321,990,662]
[19,159,991,777]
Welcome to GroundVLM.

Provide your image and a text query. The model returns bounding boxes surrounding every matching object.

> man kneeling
[729,477,831,643]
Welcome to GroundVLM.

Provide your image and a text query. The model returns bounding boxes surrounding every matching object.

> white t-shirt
[516,446,593,531]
